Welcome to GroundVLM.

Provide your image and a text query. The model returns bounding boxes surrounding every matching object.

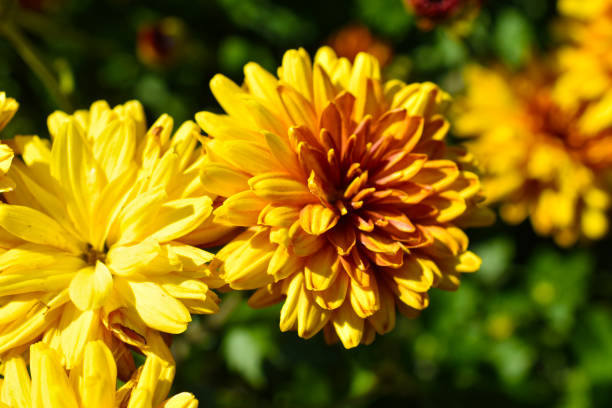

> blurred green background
[2,0,612,407]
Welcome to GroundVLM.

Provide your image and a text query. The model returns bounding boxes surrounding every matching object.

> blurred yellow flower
[555,0,612,134]
[454,65,612,246]
[0,93,17,193]
[198,47,492,348]
[0,100,227,367]
[0,335,198,408]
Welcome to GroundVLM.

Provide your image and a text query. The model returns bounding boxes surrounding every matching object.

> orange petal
[358,230,401,255]
[327,221,356,255]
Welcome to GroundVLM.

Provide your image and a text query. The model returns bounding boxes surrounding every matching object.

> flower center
[83,243,106,265]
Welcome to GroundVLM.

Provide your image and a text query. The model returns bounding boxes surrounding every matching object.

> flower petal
[0,204,81,253]
[299,203,339,235]
[115,277,191,334]
[69,262,113,311]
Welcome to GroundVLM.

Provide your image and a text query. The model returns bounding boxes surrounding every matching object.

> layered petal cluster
[555,0,612,123]
[0,93,17,192]
[0,336,197,408]
[454,65,612,246]
[198,47,491,348]
[0,100,228,367]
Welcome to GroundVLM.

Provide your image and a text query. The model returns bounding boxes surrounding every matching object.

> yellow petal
[223,230,275,290]
[424,191,467,223]
[314,273,349,310]
[195,111,261,142]
[58,304,102,369]
[0,295,37,325]
[93,119,136,181]
[264,131,304,179]
[214,190,269,226]
[128,331,175,408]
[410,160,459,192]
[297,292,331,339]
[49,118,107,242]
[114,277,191,334]
[348,52,381,97]
[313,63,337,116]
[258,204,300,228]
[279,273,303,332]
[244,62,283,113]
[106,239,181,277]
[77,341,116,408]
[69,262,113,311]
[114,187,166,246]
[154,274,219,314]
[159,393,199,408]
[299,203,339,235]
[387,255,435,293]
[1,355,31,408]
[0,204,81,253]
[249,172,315,204]
[304,245,340,291]
[30,342,79,408]
[209,140,279,175]
[0,292,68,355]
[349,277,380,318]
[279,48,313,102]
[148,196,213,243]
[367,283,396,334]
[455,251,481,273]
[278,84,317,130]
[332,300,364,349]
[200,163,250,197]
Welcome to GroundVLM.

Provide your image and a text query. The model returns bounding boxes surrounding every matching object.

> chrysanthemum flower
[0,92,17,192]
[198,47,491,348]
[454,64,612,246]
[0,335,197,408]
[0,100,228,367]
[555,0,612,133]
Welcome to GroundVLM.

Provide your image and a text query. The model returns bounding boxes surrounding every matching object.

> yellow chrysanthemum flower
[0,100,229,367]
[0,92,17,193]
[0,335,197,408]
[555,0,612,135]
[454,64,612,246]
[198,47,492,348]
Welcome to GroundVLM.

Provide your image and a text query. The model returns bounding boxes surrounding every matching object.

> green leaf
[221,326,273,388]
[493,8,533,68]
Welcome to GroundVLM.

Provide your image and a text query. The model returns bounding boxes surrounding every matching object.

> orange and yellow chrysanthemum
[198,47,492,348]
[0,100,228,367]
[0,93,17,193]
[0,336,197,408]
[555,0,612,126]
[454,64,612,246]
